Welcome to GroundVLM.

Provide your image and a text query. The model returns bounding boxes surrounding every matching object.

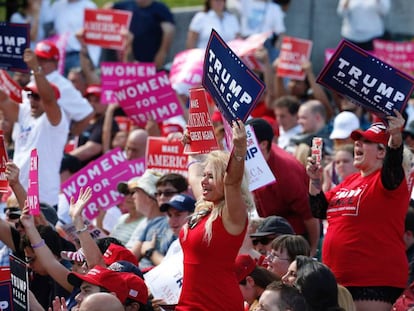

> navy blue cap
[159,194,196,213]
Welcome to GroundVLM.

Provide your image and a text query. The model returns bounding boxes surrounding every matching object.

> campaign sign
[146,137,187,176]
[100,62,156,103]
[374,39,414,58]
[373,40,414,74]
[27,149,39,216]
[114,71,184,127]
[203,29,265,124]
[61,148,145,220]
[324,48,335,65]
[0,131,8,193]
[245,125,276,191]
[84,8,132,50]
[184,87,219,154]
[0,23,30,72]
[144,254,183,305]
[0,70,23,103]
[9,255,28,311]
[277,36,313,80]
[228,32,270,72]
[317,40,414,121]
[0,267,12,311]
[169,49,204,90]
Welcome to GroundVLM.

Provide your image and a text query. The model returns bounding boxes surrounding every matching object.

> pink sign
[373,40,414,74]
[184,87,219,154]
[114,71,184,127]
[228,32,269,72]
[0,70,22,103]
[100,62,156,103]
[324,48,335,65]
[46,33,69,75]
[146,137,188,176]
[27,149,39,215]
[0,132,8,193]
[169,49,204,89]
[83,8,132,50]
[61,148,145,220]
[277,36,313,80]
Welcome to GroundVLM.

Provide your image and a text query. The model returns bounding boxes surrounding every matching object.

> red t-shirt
[323,170,409,288]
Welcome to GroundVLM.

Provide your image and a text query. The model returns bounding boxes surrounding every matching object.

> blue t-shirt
[113,0,175,62]
[138,215,176,269]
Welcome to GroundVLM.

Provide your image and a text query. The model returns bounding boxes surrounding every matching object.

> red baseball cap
[68,265,148,304]
[25,82,61,100]
[350,122,389,146]
[234,254,256,282]
[103,243,138,266]
[84,84,102,98]
[34,41,60,61]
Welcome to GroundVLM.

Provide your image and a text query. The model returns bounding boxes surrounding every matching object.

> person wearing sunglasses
[266,234,310,279]
[0,48,69,210]
[250,216,295,258]
[124,173,189,261]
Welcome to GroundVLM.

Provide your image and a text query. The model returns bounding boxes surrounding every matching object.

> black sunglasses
[155,190,179,198]
[252,236,274,246]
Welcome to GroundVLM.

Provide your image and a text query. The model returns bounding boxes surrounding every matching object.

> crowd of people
[1,0,414,311]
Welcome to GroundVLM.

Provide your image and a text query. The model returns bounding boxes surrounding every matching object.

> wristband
[76,225,88,235]
[31,239,45,249]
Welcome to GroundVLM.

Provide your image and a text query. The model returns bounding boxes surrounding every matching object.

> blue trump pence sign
[202,29,265,124]
[0,22,30,72]
[317,40,414,121]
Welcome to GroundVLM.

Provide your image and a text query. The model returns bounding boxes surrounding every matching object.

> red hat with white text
[34,41,60,61]
[350,122,389,146]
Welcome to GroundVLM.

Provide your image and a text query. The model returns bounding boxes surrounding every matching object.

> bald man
[125,129,148,160]
[79,293,124,311]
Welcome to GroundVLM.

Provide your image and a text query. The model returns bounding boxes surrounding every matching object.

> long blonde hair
[191,150,255,244]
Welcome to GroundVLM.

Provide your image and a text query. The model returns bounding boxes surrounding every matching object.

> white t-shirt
[24,71,93,124]
[189,10,240,49]
[13,103,69,206]
[48,0,97,52]
[337,0,390,42]
[239,0,285,37]
[278,124,302,150]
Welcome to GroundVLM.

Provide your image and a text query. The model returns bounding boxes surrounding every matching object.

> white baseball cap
[329,111,360,140]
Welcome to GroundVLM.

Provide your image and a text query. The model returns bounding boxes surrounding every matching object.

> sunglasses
[154,190,178,198]
[25,256,36,264]
[252,236,274,246]
[28,93,41,101]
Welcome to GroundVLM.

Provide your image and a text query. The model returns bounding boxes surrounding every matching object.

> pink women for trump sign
[27,149,39,215]
[113,71,184,127]
[61,148,145,220]
[100,62,157,103]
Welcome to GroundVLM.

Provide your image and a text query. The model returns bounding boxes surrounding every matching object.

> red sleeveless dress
[176,215,247,311]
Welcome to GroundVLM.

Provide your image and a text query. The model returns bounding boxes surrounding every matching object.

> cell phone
[311,137,323,165]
